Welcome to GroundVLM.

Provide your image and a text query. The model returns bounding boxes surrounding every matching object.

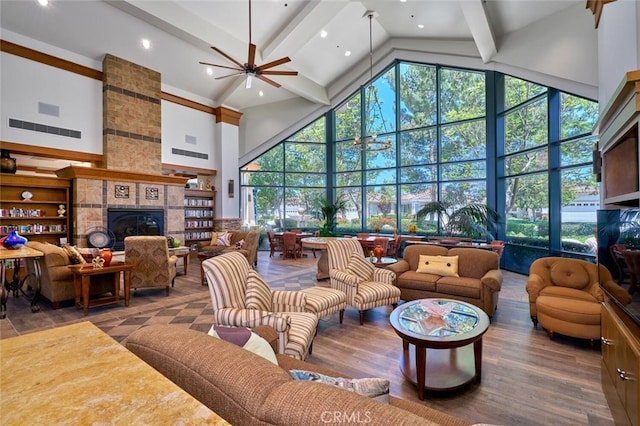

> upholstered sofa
[198,230,260,267]
[23,241,114,309]
[125,324,470,426]
[387,244,503,317]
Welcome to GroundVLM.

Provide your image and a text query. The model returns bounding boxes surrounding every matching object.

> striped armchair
[202,252,318,360]
[326,239,401,325]
[124,236,177,296]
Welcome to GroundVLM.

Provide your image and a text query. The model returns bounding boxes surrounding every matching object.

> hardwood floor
[0,252,614,425]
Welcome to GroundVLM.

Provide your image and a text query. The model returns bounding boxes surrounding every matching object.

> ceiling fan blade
[256,74,281,88]
[258,56,291,71]
[211,46,244,69]
[215,72,245,80]
[261,70,298,76]
[248,43,256,67]
[199,61,244,72]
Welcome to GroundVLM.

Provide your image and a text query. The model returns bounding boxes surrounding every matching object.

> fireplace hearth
[108,208,164,251]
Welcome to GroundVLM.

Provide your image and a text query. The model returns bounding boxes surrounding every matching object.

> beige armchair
[202,251,318,360]
[24,241,114,309]
[326,239,400,325]
[124,236,177,296]
[526,257,631,341]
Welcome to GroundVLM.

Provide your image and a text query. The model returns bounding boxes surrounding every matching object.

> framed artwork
[145,187,159,200]
[115,185,129,198]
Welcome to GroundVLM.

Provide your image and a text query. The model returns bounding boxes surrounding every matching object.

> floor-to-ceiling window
[240,118,326,233]
[240,62,598,272]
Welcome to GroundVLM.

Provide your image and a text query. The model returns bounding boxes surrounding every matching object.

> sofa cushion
[536,295,601,325]
[62,244,86,264]
[289,369,389,403]
[216,232,232,246]
[346,253,375,282]
[416,255,459,277]
[549,260,590,289]
[396,271,438,291]
[539,285,598,303]
[245,270,272,311]
[436,276,482,299]
[208,325,278,365]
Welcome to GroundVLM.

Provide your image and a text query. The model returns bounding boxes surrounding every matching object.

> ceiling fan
[199,0,298,89]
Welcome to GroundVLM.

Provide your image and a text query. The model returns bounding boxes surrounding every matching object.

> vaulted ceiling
[1,0,588,112]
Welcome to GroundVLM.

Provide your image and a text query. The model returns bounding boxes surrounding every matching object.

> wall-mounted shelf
[184,189,215,245]
[0,174,71,245]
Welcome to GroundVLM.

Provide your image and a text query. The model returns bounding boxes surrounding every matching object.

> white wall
[597,0,640,110]
[161,100,216,170]
[0,52,102,154]
[214,122,239,218]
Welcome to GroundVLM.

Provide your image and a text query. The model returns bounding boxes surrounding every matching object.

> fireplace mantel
[56,166,188,186]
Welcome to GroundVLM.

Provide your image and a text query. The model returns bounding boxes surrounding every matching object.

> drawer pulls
[600,337,614,346]
[616,368,632,381]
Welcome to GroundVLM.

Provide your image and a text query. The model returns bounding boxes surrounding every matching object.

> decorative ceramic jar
[3,230,27,249]
[0,149,17,174]
[374,245,384,263]
[99,248,113,266]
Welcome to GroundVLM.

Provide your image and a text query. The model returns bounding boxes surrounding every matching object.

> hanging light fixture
[353,11,392,152]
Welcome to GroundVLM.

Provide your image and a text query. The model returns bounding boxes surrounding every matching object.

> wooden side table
[0,246,44,318]
[68,261,133,316]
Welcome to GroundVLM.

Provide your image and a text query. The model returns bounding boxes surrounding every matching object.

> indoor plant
[416,201,501,241]
[317,196,346,237]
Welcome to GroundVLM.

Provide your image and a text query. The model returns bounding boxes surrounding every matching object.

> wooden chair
[267,230,283,258]
[609,244,630,284]
[282,232,301,259]
[386,234,402,258]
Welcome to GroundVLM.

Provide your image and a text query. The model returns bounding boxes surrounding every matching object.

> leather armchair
[526,257,631,341]
[202,251,318,360]
[124,236,177,296]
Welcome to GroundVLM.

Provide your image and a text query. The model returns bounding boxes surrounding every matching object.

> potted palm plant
[416,201,501,241]
[317,196,346,237]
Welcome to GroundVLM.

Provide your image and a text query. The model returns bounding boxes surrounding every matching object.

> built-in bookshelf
[184,189,215,246]
[0,174,71,245]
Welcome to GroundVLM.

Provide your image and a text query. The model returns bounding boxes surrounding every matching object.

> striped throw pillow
[245,270,272,311]
[345,253,375,282]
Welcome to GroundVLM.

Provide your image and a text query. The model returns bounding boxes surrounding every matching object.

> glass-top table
[389,298,490,399]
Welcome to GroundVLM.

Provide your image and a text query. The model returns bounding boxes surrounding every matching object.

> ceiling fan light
[245,74,253,89]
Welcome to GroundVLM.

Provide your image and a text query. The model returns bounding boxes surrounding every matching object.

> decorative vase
[3,230,27,249]
[374,245,384,262]
[99,248,113,266]
[0,149,17,174]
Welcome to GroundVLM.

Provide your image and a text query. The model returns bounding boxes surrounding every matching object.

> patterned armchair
[326,239,400,325]
[202,252,318,360]
[124,236,177,296]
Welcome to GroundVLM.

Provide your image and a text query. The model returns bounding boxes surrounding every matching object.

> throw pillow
[216,232,232,246]
[235,239,245,250]
[62,244,87,265]
[245,270,272,311]
[416,255,459,277]
[208,325,278,365]
[345,253,375,282]
[289,369,389,403]
[208,232,218,246]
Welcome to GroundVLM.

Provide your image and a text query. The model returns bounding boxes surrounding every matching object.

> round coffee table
[389,298,490,400]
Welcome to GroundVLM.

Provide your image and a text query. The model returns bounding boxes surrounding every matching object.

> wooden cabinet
[0,174,71,245]
[602,301,640,426]
[598,70,640,208]
[184,189,215,246]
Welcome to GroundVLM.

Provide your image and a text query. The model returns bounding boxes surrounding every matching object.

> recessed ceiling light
[320,30,328,38]
[37,0,48,6]
[417,24,424,29]
[259,90,264,97]
[141,39,151,49]
[400,0,407,2]
[345,50,351,57]
[206,68,213,76]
